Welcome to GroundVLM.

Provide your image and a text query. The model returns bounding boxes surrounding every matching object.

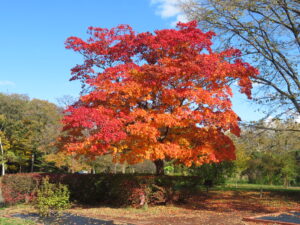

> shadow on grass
[0,202,8,209]
[174,188,300,214]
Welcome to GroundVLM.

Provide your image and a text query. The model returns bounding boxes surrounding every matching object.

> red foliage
[62,21,258,166]
[1,173,42,204]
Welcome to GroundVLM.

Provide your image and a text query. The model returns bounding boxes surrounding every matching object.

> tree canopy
[0,93,62,174]
[232,119,300,186]
[61,21,258,174]
[181,0,300,118]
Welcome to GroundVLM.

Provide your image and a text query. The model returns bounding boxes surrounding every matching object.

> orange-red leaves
[62,21,258,166]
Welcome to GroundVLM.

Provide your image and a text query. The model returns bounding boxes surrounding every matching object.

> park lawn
[221,183,300,191]
[0,205,37,225]
[0,217,36,225]
[0,185,299,225]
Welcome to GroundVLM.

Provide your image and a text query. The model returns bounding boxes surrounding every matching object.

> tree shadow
[174,190,298,214]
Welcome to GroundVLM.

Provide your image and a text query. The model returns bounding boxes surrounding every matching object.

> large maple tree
[62,21,258,174]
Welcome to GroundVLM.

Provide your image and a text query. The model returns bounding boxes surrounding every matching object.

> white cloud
[171,14,189,26]
[264,116,274,124]
[0,80,15,86]
[294,115,300,123]
[151,0,188,26]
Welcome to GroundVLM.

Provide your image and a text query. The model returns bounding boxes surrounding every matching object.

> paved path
[13,213,133,225]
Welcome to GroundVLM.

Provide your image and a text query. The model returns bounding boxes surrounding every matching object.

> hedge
[1,173,42,204]
[1,173,203,206]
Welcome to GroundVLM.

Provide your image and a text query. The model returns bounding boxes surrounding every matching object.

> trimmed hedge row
[1,173,203,206]
[1,173,41,204]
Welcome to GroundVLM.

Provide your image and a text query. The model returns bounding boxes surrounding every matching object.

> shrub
[47,174,111,204]
[34,176,70,217]
[107,175,153,207]
[1,173,41,204]
[188,161,235,185]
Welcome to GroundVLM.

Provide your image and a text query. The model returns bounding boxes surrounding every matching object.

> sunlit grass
[216,183,300,192]
[0,217,36,225]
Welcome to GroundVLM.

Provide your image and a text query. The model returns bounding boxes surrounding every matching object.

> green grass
[208,183,300,202]
[0,206,7,210]
[218,183,300,192]
[0,217,36,225]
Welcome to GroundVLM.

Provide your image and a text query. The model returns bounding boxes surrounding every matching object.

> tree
[25,99,62,172]
[45,152,92,173]
[0,115,12,176]
[0,94,31,172]
[62,21,257,174]
[232,119,300,185]
[0,131,10,176]
[0,115,18,176]
[56,95,77,109]
[0,93,62,173]
[181,0,300,119]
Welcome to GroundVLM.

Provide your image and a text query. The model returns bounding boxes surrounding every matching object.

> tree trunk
[122,164,126,174]
[114,163,117,174]
[284,176,289,188]
[0,137,5,176]
[30,153,34,172]
[154,159,164,175]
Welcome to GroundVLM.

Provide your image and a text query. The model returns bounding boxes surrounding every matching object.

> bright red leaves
[62,21,258,166]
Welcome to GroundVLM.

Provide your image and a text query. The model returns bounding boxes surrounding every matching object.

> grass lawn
[0,185,299,225]
[222,183,300,192]
[0,217,35,225]
[0,205,37,225]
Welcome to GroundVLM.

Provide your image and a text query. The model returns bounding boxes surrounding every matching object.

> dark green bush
[188,161,235,185]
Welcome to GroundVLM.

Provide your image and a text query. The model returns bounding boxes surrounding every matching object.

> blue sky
[0,0,263,121]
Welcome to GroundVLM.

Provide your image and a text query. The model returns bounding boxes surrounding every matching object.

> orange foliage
[61,21,258,167]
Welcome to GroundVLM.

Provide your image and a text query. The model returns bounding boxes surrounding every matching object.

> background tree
[56,95,77,109]
[232,119,300,185]
[62,21,257,174]
[0,94,31,172]
[25,99,62,172]
[45,152,92,173]
[0,93,62,173]
[0,115,12,176]
[181,0,300,119]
